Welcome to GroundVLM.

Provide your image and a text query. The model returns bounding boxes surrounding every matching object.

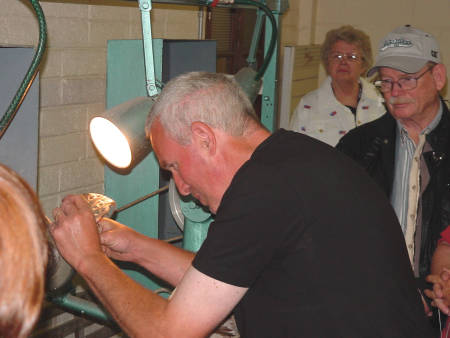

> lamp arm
[139,0,159,97]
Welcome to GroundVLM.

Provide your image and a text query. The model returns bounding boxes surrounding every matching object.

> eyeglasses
[374,67,434,93]
[328,52,362,63]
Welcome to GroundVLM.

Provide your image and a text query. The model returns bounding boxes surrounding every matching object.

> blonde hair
[146,72,260,145]
[321,25,373,74]
[0,164,48,338]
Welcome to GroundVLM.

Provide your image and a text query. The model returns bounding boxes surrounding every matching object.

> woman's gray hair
[146,72,260,144]
[321,25,373,74]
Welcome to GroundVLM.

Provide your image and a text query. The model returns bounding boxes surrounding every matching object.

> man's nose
[390,81,403,96]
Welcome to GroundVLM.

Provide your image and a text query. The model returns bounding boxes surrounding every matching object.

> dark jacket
[336,101,450,284]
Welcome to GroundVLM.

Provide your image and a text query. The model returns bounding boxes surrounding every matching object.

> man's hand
[98,218,142,262]
[425,267,450,315]
[50,194,104,271]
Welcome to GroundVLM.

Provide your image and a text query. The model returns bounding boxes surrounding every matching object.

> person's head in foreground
[0,164,48,338]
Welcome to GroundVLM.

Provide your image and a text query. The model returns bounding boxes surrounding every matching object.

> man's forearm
[78,252,170,337]
[130,235,195,287]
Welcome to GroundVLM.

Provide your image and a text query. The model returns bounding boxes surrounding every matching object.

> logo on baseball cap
[367,25,441,76]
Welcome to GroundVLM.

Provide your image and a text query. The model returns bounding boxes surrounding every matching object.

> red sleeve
[439,225,450,244]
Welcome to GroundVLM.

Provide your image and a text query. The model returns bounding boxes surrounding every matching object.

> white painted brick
[38,164,61,197]
[0,17,7,40]
[40,105,87,137]
[59,158,104,192]
[39,194,60,220]
[87,137,101,159]
[86,102,106,120]
[164,9,198,39]
[39,133,86,166]
[40,48,62,78]
[89,5,133,21]
[40,77,63,107]
[150,7,169,36]
[61,48,106,77]
[46,17,89,48]
[129,6,141,23]
[88,20,131,46]
[62,183,105,197]
[0,0,31,17]
[41,2,88,19]
[129,21,144,39]
[5,15,39,46]
[62,77,105,105]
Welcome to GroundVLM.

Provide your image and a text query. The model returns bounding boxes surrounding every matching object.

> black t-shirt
[193,129,434,338]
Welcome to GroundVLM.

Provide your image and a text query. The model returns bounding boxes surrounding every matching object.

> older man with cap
[337,25,450,324]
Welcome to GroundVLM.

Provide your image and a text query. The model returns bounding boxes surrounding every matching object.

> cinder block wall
[0,0,199,216]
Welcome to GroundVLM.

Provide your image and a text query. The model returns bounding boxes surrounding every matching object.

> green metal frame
[105,39,164,291]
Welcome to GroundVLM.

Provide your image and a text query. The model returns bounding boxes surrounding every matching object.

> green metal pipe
[233,0,277,81]
[49,293,114,324]
[0,0,47,139]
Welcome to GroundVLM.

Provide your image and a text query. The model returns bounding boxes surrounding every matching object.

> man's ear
[191,122,216,155]
[431,63,447,91]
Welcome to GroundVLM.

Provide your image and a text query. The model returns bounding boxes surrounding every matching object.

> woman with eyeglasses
[289,25,385,146]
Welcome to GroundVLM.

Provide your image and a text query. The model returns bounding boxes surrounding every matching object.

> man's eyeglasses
[328,52,362,63]
[374,67,434,93]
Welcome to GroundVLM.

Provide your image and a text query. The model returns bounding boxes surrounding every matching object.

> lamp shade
[89,96,154,169]
[233,67,262,103]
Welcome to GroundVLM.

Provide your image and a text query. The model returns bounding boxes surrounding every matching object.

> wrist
[77,252,111,276]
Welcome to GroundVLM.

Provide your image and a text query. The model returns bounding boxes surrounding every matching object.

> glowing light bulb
[89,117,132,168]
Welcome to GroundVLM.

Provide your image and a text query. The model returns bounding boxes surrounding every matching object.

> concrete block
[89,20,131,47]
[164,8,198,39]
[39,133,86,166]
[86,102,106,128]
[87,137,101,160]
[89,5,133,21]
[41,2,88,19]
[0,0,31,17]
[0,17,7,40]
[129,23,144,39]
[4,15,39,46]
[62,48,106,77]
[40,105,87,137]
[39,194,60,219]
[40,48,62,78]
[62,77,105,105]
[46,17,89,48]
[129,6,142,23]
[38,165,61,197]
[40,77,63,107]
[63,182,104,197]
[60,158,104,192]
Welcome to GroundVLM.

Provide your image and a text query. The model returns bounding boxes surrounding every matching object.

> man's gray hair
[146,72,260,144]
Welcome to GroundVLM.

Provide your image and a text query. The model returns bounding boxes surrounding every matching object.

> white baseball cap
[367,25,441,76]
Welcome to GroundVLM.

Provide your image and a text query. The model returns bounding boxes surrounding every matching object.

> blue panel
[0,47,39,189]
